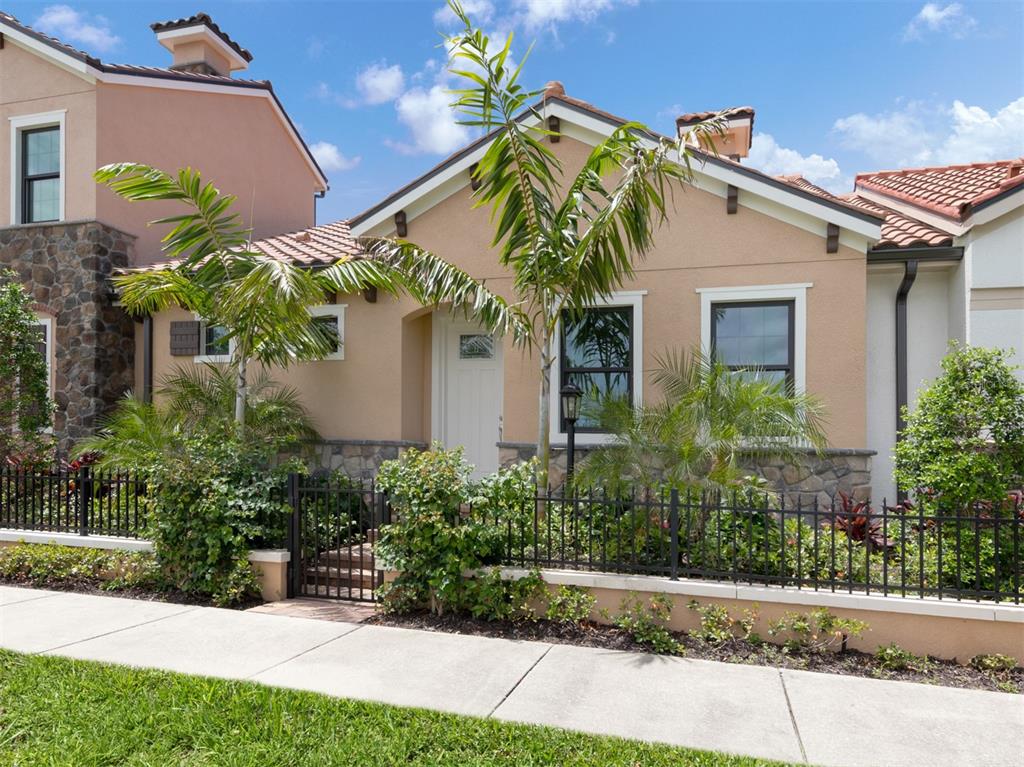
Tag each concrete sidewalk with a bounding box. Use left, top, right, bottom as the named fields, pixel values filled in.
left=1, top=586, right=1020, bottom=767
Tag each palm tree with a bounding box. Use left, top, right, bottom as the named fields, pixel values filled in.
left=95, top=163, right=528, bottom=433
left=577, top=348, right=828, bottom=495
left=368, top=2, right=728, bottom=486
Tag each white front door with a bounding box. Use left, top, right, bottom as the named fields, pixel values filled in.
left=434, top=316, right=503, bottom=478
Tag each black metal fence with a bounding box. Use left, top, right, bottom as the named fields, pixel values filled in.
left=0, top=466, right=146, bottom=538
left=474, top=488, right=1024, bottom=604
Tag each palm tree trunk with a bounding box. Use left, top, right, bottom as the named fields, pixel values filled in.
left=234, top=354, right=247, bottom=434
left=537, top=345, right=552, bottom=490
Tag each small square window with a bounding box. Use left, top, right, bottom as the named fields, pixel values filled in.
left=204, top=324, right=230, bottom=357
left=459, top=334, right=494, bottom=359
left=307, top=304, right=346, bottom=361
left=711, top=300, right=794, bottom=388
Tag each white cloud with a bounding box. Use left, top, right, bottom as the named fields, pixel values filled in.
left=512, top=0, right=635, bottom=32
left=33, top=4, right=120, bottom=53
left=746, top=133, right=843, bottom=188
left=356, top=62, right=406, bottom=105
left=903, top=3, right=977, bottom=41
left=387, top=85, right=471, bottom=155
left=309, top=141, right=361, bottom=172
left=306, top=37, right=326, bottom=60
left=833, top=97, right=1024, bottom=167
left=434, top=0, right=495, bottom=27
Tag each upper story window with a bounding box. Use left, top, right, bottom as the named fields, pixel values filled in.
left=711, top=300, right=794, bottom=388
left=10, top=111, right=65, bottom=226
left=308, top=304, right=346, bottom=361
left=22, top=128, right=60, bottom=224
left=560, top=305, right=634, bottom=432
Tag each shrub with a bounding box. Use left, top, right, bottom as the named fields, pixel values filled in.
left=606, top=593, right=683, bottom=655
left=0, top=271, right=55, bottom=466
left=546, top=585, right=596, bottom=625
left=767, top=608, right=868, bottom=654
left=895, top=344, right=1024, bottom=514
left=874, top=643, right=929, bottom=672
left=0, top=543, right=159, bottom=592
left=970, top=653, right=1018, bottom=673
left=144, top=435, right=282, bottom=606
left=463, top=567, right=545, bottom=622
left=471, top=458, right=538, bottom=527
left=686, top=600, right=760, bottom=644
left=375, top=444, right=504, bottom=615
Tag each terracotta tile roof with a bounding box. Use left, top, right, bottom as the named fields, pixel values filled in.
left=856, top=160, right=1024, bottom=221
left=775, top=175, right=952, bottom=250
left=129, top=220, right=365, bottom=273
left=677, top=107, right=755, bottom=127
left=251, top=221, right=363, bottom=266
left=150, top=13, right=253, bottom=63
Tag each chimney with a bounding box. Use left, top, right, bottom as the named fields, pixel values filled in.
left=544, top=80, right=566, bottom=98
left=150, top=13, right=252, bottom=77
left=676, top=107, right=755, bottom=161
left=1008, top=159, right=1023, bottom=180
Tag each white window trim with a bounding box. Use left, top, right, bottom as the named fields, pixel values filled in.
left=697, top=283, right=811, bottom=394
left=9, top=110, right=66, bottom=225
left=307, top=303, right=346, bottom=361
left=193, top=315, right=233, bottom=364
left=548, top=290, right=646, bottom=446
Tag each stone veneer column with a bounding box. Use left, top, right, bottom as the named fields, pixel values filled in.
left=0, top=221, right=137, bottom=454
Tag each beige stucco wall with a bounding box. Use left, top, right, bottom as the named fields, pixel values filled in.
left=95, top=83, right=317, bottom=264
left=1, top=39, right=318, bottom=262
left=0, top=42, right=99, bottom=223
left=144, top=135, right=868, bottom=450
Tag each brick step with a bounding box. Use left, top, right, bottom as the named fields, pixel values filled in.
left=302, top=583, right=378, bottom=599
left=304, top=566, right=377, bottom=589
left=319, top=545, right=374, bottom=568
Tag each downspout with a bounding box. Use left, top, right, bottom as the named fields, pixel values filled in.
left=142, top=315, right=153, bottom=405
left=894, top=259, right=918, bottom=500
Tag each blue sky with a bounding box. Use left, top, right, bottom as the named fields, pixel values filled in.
left=9, top=0, right=1024, bottom=224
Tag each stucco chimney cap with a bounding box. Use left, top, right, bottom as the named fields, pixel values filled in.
left=544, top=81, right=566, bottom=98
left=151, top=12, right=253, bottom=75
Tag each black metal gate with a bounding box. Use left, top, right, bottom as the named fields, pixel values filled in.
left=287, top=474, right=387, bottom=602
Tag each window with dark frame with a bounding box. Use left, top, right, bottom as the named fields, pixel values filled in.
left=203, top=323, right=230, bottom=358
left=559, top=306, right=633, bottom=432
left=313, top=314, right=341, bottom=355
left=21, top=126, right=60, bottom=224
left=710, top=300, right=794, bottom=389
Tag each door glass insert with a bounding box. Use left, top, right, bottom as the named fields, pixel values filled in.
left=459, top=334, right=494, bottom=359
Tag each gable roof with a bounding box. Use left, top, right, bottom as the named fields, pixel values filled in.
left=855, top=160, right=1024, bottom=222
left=775, top=175, right=952, bottom=251
left=0, top=10, right=327, bottom=191
left=348, top=91, right=883, bottom=237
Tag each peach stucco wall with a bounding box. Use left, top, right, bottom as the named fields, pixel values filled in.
left=2, top=40, right=319, bottom=262
left=143, top=135, right=869, bottom=450
left=95, top=83, right=317, bottom=264
left=0, top=42, right=98, bottom=222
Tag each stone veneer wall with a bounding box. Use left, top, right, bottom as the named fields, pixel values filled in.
left=304, top=440, right=429, bottom=478
left=0, top=221, right=136, bottom=454
left=498, top=442, right=875, bottom=507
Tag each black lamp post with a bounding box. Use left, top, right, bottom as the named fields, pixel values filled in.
left=560, top=381, right=583, bottom=490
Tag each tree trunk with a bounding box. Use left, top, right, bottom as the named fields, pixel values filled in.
left=234, top=354, right=247, bottom=434
left=536, top=335, right=553, bottom=490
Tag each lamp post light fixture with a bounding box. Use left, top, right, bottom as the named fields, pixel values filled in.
left=560, top=381, right=583, bottom=491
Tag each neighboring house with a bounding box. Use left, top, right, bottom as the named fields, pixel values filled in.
left=778, top=163, right=1024, bottom=501
left=0, top=11, right=327, bottom=449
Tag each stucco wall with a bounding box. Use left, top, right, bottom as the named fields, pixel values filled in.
left=95, top=83, right=317, bottom=264
left=0, top=42, right=98, bottom=224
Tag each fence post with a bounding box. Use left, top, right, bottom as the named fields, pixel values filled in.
left=669, top=488, right=680, bottom=580
left=286, top=472, right=300, bottom=598
left=78, top=466, right=91, bottom=536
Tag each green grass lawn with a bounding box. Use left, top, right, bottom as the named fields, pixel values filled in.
left=0, top=649, right=795, bottom=766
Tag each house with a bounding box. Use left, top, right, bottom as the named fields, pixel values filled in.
left=143, top=83, right=896, bottom=500
left=0, top=11, right=327, bottom=449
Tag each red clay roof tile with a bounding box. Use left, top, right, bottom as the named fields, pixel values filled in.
left=855, top=160, right=1024, bottom=221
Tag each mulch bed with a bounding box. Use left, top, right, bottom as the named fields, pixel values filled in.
left=369, top=611, right=1023, bottom=695
left=0, top=577, right=262, bottom=610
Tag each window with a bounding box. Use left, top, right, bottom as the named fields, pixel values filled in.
left=459, top=334, right=494, bottom=359
left=32, top=315, right=53, bottom=398
left=193, top=318, right=231, bottom=364
left=559, top=306, right=634, bottom=432
left=698, top=283, right=810, bottom=394
left=711, top=301, right=794, bottom=387
left=10, top=111, right=65, bottom=225
left=21, top=127, right=60, bottom=223
left=308, top=304, right=346, bottom=361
